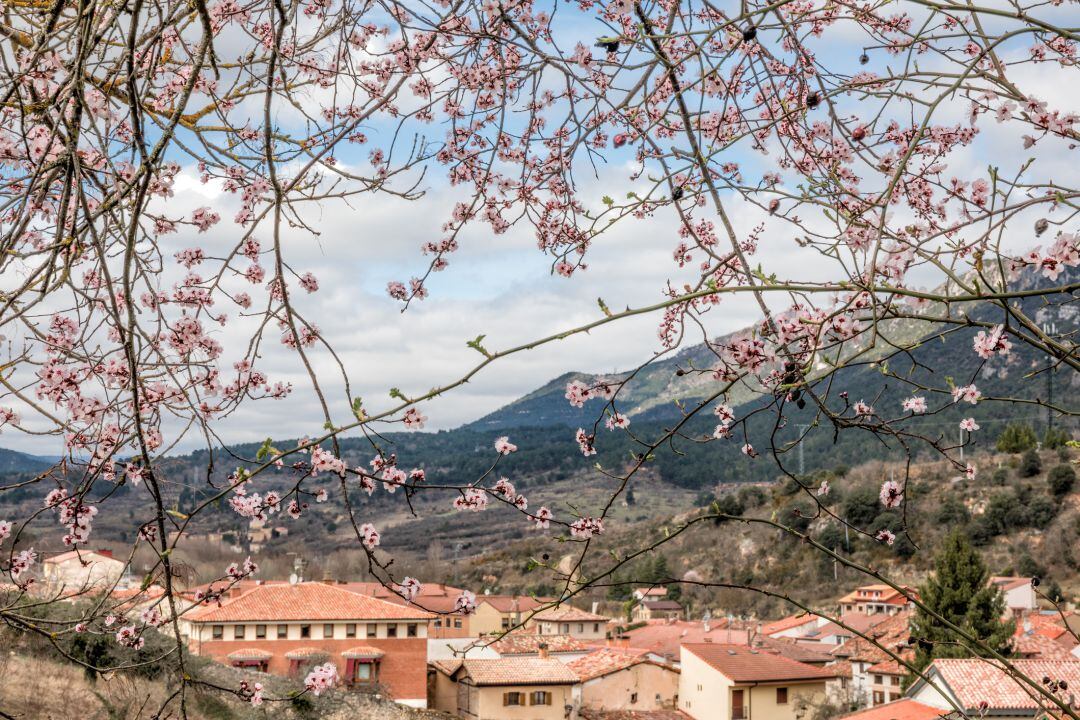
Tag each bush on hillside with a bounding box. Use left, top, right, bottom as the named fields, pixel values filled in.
left=990, top=467, right=1009, bottom=486
left=1044, top=428, right=1070, bottom=450
left=841, top=486, right=881, bottom=528
left=997, top=422, right=1038, bottom=453
left=1048, top=464, right=1076, bottom=498
left=1020, top=449, right=1042, bottom=477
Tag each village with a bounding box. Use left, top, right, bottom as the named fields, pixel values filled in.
left=28, top=548, right=1080, bottom=720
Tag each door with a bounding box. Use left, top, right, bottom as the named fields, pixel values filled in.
left=732, top=689, right=745, bottom=719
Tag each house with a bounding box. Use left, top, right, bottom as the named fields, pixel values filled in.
left=429, top=656, right=578, bottom=719
left=632, top=600, right=684, bottom=623
left=991, top=577, right=1038, bottom=615
left=39, top=549, right=126, bottom=595
left=760, top=614, right=823, bottom=639
left=632, top=588, right=669, bottom=601
left=343, top=581, right=470, bottom=638
left=181, top=581, right=433, bottom=707
left=803, top=612, right=895, bottom=647
left=535, top=606, right=610, bottom=640
left=471, top=595, right=554, bottom=635
left=615, top=620, right=831, bottom=668
left=679, top=643, right=836, bottom=720
left=568, top=647, right=680, bottom=711
left=838, top=698, right=946, bottom=720
left=838, top=586, right=916, bottom=616
left=828, top=611, right=913, bottom=708
left=907, top=658, right=1080, bottom=719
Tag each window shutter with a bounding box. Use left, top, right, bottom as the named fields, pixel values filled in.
left=545, top=691, right=552, bottom=705
left=503, top=692, right=510, bottom=706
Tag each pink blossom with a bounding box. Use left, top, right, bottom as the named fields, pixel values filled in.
left=879, top=480, right=903, bottom=509
left=455, top=590, right=477, bottom=614
left=494, top=436, right=517, bottom=454
left=359, top=523, right=380, bottom=549
left=304, top=662, right=337, bottom=696
left=403, top=408, right=427, bottom=429
left=902, top=397, right=927, bottom=414
left=533, top=507, right=552, bottom=529
left=973, top=325, right=1012, bottom=359
left=959, top=418, right=980, bottom=432
left=875, top=529, right=896, bottom=545
left=399, top=576, right=422, bottom=602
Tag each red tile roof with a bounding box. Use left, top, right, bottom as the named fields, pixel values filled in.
left=760, top=613, right=818, bottom=636
left=682, top=644, right=838, bottom=683
left=839, top=699, right=944, bottom=720
left=43, top=550, right=122, bottom=565
left=567, top=647, right=674, bottom=681
left=188, top=582, right=434, bottom=622
left=341, top=645, right=384, bottom=659
left=641, top=600, right=683, bottom=611
left=1013, top=632, right=1078, bottom=660
left=580, top=710, right=690, bottom=720
left=991, top=576, right=1033, bottom=592
left=831, top=611, right=913, bottom=666
left=226, top=648, right=274, bottom=661
left=838, top=585, right=916, bottom=606
left=478, top=595, right=556, bottom=614
left=534, top=606, right=609, bottom=623
left=488, top=633, right=589, bottom=656
left=452, top=658, right=580, bottom=686
left=927, top=658, right=1080, bottom=710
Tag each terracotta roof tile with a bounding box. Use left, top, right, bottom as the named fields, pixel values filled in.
left=1013, top=632, right=1078, bottom=660
left=991, top=576, right=1033, bottom=592
left=683, top=644, right=838, bottom=683
left=454, top=658, right=579, bottom=686
left=226, top=648, right=273, bottom=660
left=831, top=611, right=913, bottom=665
left=929, top=658, right=1080, bottom=710
left=341, top=645, right=384, bottom=659
left=580, top=710, right=690, bottom=720
left=534, top=606, right=609, bottom=623
left=188, top=582, right=434, bottom=622
left=839, top=699, right=946, bottom=720
left=479, top=595, right=555, bottom=613
left=760, top=614, right=819, bottom=636
left=489, top=633, right=589, bottom=655
left=567, top=647, right=672, bottom=681
left=642, top=600, right=683, bottom=611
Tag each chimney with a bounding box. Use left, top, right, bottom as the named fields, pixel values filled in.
left=538, top=642, right=550, bottom=660
left=97, top=549, right=114, bottom=558
left=322, top=568, right=334, bottom=584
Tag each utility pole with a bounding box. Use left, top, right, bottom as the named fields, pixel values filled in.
left=796, top=424, right=809, bottom=476
left=1043, top=320, right=1057, bottom=434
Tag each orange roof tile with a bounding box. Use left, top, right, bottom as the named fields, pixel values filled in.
left=227, top=648, right=273, bottom=661
left=926, top=658, right=1080, bottom=710
left=760, top=614, right=818, bottom=636
left=453, top=658, right=580, bottom=686
left=489, top=633, right=589, bottom=655
left=187, top=582, right=434, bottom=622
left=839, top=699, right=945, bottom=720
left=682, top=644, right=838, bottom=683
left=838, top=585, right=916, bottom=606
left=567, top=647, right=673, bottom=681
left=534, top=606, right=609, bottom=623
left=341, top=645, right=384, bottom=659
left=991, top=576, right=1033, bottom=592
left=1012, top=632, right=1077, bottom=661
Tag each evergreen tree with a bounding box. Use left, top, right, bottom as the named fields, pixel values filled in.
left=911, top=530, right=1015, bottom=672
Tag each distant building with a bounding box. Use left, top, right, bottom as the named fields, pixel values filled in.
left=837, top=585, right=917, bottom=616
left=40, top=549, right=125, bottom=595
left=343, top=581, right=471, bottom=638
left=632, top=587, right=669, bottom=601
left=488, top=633, right=592, bottom=662
left=838, top=698, right=945, bottom=720
left=828, top=611, right=913, bottom=708
left=990, top=577, right=1038, bottom=616
left=535, top=606, right=610, bottom=640
left=907, top=658, right=1080, bottom=719
left=181, top=581, right=432, bottom=707
left=472, top=595, right=554, bottom=635
left=568, top=647, right=680, bottom=712
left=760, top=614, right=822, bottom=638
left=632, top=600, right=683, bottom=623
left=679, top=643, right=836, bottom=720
left=429, top=656, right=578, bottom=719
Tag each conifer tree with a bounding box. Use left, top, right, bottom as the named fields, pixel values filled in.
left=910, top=530, right=1015, bottom=672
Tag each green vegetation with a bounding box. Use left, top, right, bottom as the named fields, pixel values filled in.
left=1048, top=464, right=1076, bottom=498
left=910, top=530, right=1015, bottom=672
left=997, top=422, right=1038, bottom=453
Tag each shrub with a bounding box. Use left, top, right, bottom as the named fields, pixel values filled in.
left=842, top=486, right=881, bottom=528
left=991, top=467, right=1009, bottom=486
left=935, top=496, right=970, bottom=525
left=1027, top=495, right=1058, bottom=529
left=1044, top=428, right=1070, bottom=450
left=1020, top=449, right=1042, bottom=478
left=997, top=422, right=1038, bottom=453
left=1048, top=464, right=1076, bottom=498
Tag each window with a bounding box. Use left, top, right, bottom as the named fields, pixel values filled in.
left=890, top=676, right=900, bottom=686
left=530, top=691, right=552, bottom=706
left=560, top=623, right=569, bottom=634
left=277, top=624, right=288, bottom=639
left=503, top=692, right=523, bottom=706
left=630, top=692, right=638, bottom=704
left=732, top=689, right=745, bottom=719
left=300, top=624, right=311, bottom=639
left=577, top=623, right=584, bottom=633
left=324, top=624, right=335, bottom=638
left=776, top=688, right=788, bottom=705
left=407, top=623, right=418, bottom=638
left=367, top=623, right=378, bottom=638
left=593, top=623, right=600, bottom=633
left=873, top=691, right=885, bottom=706
left=453, top=618, right=462, bottom=629
left=255, top=625, right=266, bottom=639
left=346, top=623, right=356, bottom=638
left=212, top=625, right=223, bottom=640
left=387, top=624, right=398, bottom=638
left=874, top=674, right=883, bottom=684
left=434, top=619, right=442, bottom=628
left=890, top=694, right=901, bottom=702
left=234, top=625, right=245, bottom=640
left=501, top=617, right=511, bottom=629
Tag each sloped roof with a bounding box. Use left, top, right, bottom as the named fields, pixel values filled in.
left=43, top=550, right=123, bottom=566
left=682, top=644, right=838, bottom=683
left=839, top=699, right=945, bottom=720
left=453, top=658, right=579, bottom=686
left=642, top=600, right=683, bottom=611
left=831, top=611, right=913, bottom=665
left=534, top=606, right=609, bottom=623
left=226, top=648, right=273, bottom=661
left=567, top=647, right=674, bottom=681
left=188, top=582, right=433, bottom=622
left=929, top=658, right=1080, bottom=710
left=1013, top=631, right=1077, bottom=660
left=991, top=576, right=1033, bottom=592
left=489, top=632, right=589, bottom=655
left=838, top=585, right=916, bottom=606
left=341, top=645, right=384, bottom=659
left=478, top=595, right=554, bottom=614
left=761, top=613, right=819, bottom=636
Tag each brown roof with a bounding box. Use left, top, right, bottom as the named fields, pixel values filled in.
left=489, top=633, right=590, bottom=656
left=830, top=611, right=913, bottom=665
left=1011, top=632, right=1077, bottom=660
left=837, top=584, right=916, bottom=606
left=839, top=699, right=945, bottom=720
left=534, top=606, right=609, bottom=623
left=991, top=576, right=1033, bottom=592
left=682, top=644, right=838, bottom=683
left=431, top=658, right=463, bottom=676
left=642, top=600, right=683, bottom=611
left=453, top=658, right=579, bottom=686
left=478, top=595, right=554, bottom=614
left=924, top=658, right=1080, bottom=710
left=188, top=582, right=434, bottom=622
left=341, top=581, right=468, bottom=614
left=43, top=550, right=122, bottom=565
left=567, top=647, right=675, bottom=681
left=760, top=614, right=819, bottom=636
